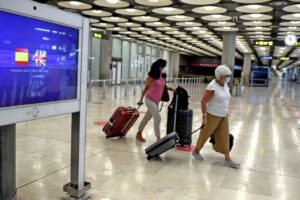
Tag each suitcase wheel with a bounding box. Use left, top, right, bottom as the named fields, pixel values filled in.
left=147, top=155, right=160, bottom=160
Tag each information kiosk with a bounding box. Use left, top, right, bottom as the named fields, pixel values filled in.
left=0, top=0, right=90, bottom=199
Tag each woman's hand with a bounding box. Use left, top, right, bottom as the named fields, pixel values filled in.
left=137, top=100, right=144, bottom=106
left=202, top=114, right=207, bottom=127
left=170, top=87, right=175, bottom=92
left=167, top=86, right=175, bottom=91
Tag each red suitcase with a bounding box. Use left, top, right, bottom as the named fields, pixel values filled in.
left=103, top=107, right=139, bottom=138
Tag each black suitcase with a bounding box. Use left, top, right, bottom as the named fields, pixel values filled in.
left=145, top=92, right=181, bottom=160
left=145, top=132, right=178, bottom=160
left=167, top=108, right=193, bottom=146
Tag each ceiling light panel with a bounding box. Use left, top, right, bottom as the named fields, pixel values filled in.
left=180, top=0, right=220, bottom=5
left=132, top=16, right=160, bottom=22
left=89, top=18, right=100, bottom=23
left=152, top=7, right=185, bottom=15
left=279, top=27, right=300, bottom=32
left=202, top=14, right=232, bottom=21
left=246, top=27, right=271, bottom=31
left=165, top=15, right=195, bottom=22
left=92, top=22, right=114, bottom=28
left=176, top=22, right=202, bottom=27
left=192, top=6, right=227, bottom=14
left=280, top=21, right=300, bottom=27
left=94, top=0, right=129, bottom=8
left=131, top=27, right=151, bottom=31
left=118, top=22, right=141, bottom=27
left=58, top=1, right=92, bottom=9
left=156, top=27, right=179, bottom=31
left=215, top=27, right=239, bottom=31
left=107, top=27, right=127, bottom=31
left=82, top=10, right=112, bottom=17
left=115, top=8, right=146, bottom=16
left=101, top=16, right=128, bottom=23
left=243, top=21, right=272, bottom=26
left=145, top=22, right=170, bottom=27
left=208, top=21, right=236, bottom=27
left=232, top=0, right=271, bottom=3
left=283, top=4, right=300, bottom=13
left=282, top=14, right=300, bottom=21
left=236, top=5, right=273, bottom=13
left=240, top=14, right=272, bottom=20
left=135, top=0, right=173, bottom=7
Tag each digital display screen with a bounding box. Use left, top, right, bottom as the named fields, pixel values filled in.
left=0, top=10, right=79, bottom=108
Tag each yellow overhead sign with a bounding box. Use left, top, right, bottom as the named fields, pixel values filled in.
left=279, top=57, right=290, bottom=61
left=254, top=40, right=274, bottom=46
left=93, top=32, right=102, bottom=39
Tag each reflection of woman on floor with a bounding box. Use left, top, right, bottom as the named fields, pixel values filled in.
left=136, top=59, right=173, bottom=142
left=192, top=65, right=240, bottom=169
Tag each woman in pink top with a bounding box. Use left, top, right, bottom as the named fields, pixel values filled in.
left=137, top=59, right=174, bottom=142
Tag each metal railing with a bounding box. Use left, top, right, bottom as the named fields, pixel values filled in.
left=88, top=77, right=205, bottom=101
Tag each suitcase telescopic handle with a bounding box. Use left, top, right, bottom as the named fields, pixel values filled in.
left=173, top=93, right=179, bottom=132
left=186, top=125, right=205, bottom=137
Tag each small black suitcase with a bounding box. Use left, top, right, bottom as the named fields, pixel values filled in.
left=145, top=132, right=178, bottom=160
left=145, top=92, right=181, bottom=160
left=145, top=91, right=200, bottom=160
left=167, top=108, right=193, bottom=146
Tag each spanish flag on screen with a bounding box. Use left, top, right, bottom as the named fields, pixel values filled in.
left=15, top=48, right=29, bottom=66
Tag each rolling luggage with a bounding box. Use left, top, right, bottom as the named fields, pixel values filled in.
left=167, top=108, right=193, bottom=146
left=167, top=86, right=193, bottom=146
left=145, top=132, right=179, bottom=160
left=145, top=92, right=180, bottom=160
left=145, top=90, right=201, bottom=160
left=103, top=106, right=139, bottom=138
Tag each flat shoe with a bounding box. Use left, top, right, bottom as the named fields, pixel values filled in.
left=136, top=135, right=146, bottom=142
left=192, top=151, right=204, bottom=161
left=224, top=161, right=240, bottom=169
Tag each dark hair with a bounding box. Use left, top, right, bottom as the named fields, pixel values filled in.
left=148, top=59, right=167, bottom=80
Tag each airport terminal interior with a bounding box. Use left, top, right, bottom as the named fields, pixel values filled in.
left=1, top=0, right=300, bottom=200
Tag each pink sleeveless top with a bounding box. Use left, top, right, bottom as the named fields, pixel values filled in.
left=145, top=77, right=165, bottom=103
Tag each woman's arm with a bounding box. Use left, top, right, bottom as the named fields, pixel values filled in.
left=138, top=77, right=153, bottom=104
left=201, top=90, right=214, bottom=126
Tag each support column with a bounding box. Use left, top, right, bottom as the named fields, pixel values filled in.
left=242, top=53, right=252, bottom=86
left=221, top=32, right=236, bottom=88
left=0, top=124, right=17, bottom=200
left=63, top=18, right=91, bottom=200
left=99, top=32, right=112, bottom=80
left=170, top=51, right=180, bottom=78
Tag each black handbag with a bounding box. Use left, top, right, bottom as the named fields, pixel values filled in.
left=161, top=85, right=170, bottom=102
left=159, top=81, right=170, bottom=112
left=209, top=134, right=234, bottom=151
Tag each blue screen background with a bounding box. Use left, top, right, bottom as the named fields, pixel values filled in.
left=0, top=11, right=79, bottom=108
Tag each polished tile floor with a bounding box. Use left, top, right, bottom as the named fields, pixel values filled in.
left=15, top=80, right=300, bottom=200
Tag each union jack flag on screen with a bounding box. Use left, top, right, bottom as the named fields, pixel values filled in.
left=34, top=50, right=46, bottom=67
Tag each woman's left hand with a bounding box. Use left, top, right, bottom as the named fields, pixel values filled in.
left=168, top=87, right=175, bottom=91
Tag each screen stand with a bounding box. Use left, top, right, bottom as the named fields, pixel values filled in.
left=63, top=112, right=91, bottom=200
left=0, top=124, right=17, bottom=200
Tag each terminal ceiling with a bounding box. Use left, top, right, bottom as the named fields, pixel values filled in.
left=38, top=0, right=300, bottom=69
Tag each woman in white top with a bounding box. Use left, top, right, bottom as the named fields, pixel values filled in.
left=192, top=65, right=240, bottom=169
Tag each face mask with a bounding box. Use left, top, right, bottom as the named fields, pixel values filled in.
left=161, top=67, right=168, bottom=74
left=226, top=77, right=231, bottom=84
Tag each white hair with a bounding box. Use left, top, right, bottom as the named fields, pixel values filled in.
left=215, top=64, right=232, bottom=79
